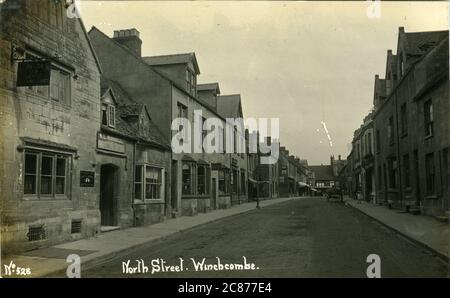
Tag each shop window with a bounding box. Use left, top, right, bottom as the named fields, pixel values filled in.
left=182, top=162, right=196, bottom=195
left=218, top=169, right=230, bottom=195
left=134, top=165, right=163, bottom=200
left=197, top=165, right=210, bottom=195
left=23, top=151, right=70, bottom=199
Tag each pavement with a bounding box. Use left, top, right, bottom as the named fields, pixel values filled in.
left=1, top=196, right=298, bottom=278
left=345, top=198, right=450, bottom=262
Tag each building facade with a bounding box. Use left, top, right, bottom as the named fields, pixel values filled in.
left=348, top=27, right=449, bottom=218
left=0, top=0, right=102, bottom=253
left=88, top=27, right=251, bottom=218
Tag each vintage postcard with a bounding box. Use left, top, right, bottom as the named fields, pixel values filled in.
left=0, top=0, right=448, bottom=285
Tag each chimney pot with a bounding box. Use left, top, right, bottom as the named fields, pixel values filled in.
left=113, top=28, right=142, bottom=57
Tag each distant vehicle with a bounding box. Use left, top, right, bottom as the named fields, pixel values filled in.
left=325, top=186, right=343, bottom=202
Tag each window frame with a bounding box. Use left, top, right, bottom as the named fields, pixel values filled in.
left=218, top=168, right=230, bottom=195
left=23, top=150, right=70, bottom=200
left=134, top=164, right=164, bottom=201
left=424, top=99, right=434, bottom=138
left=182, top=161, right=197, bottom=196
left=197, top=164, right=210, bottom=196
left=21, top=52, right=72, bottom=106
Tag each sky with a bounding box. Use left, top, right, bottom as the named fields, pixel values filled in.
left=80, top=1, right=449, bottom=165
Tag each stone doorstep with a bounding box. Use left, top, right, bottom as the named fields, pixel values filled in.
left=100, top=226, right=121, bottom=233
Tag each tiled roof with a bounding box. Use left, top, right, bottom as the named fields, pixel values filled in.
left=101, top=76, right=170, bottom=149
left=404, top=30, right=448, bottom=56
left=143, top=52, right=200, bottom=74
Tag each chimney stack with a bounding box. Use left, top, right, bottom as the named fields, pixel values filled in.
left=113, top=29, right=142, bottom=57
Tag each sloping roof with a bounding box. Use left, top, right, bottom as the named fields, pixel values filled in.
left=216, top=94, right=242, bottom=118
left=309, top=165, right=335, bottom=181
left=404, top=30, right=448, bottom=56
left=142, top=52, right=200, bottom=74
left=197, top=82, right=220, bottom=94
left=89, top=27, right=228, bottom=123
left=101, top=76, right=170, bottom=149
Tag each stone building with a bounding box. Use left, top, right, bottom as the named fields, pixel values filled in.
left=350, top=112, right=375, bottom=202
left=0, top=0, right=102, bottom=253
left=278, top=147, right=298, bottom=197
left=255, top=137, right=279, bottom=199
left=88, top=27, right=246, bottom=217
left=217, top=94, right=249, bottom=206
left=98, top=77, right=171, bottom=228
left=246, top=130, right=260, bottom=201
left=372, top=27, right=449, bottom=217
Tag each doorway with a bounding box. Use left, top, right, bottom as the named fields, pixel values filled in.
left=100, top=164, right=118, bottom=227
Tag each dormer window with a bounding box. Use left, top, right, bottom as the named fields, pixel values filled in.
left=101, top=103, right=115, bottom=128
left=186, top=69, right=196, bottom=96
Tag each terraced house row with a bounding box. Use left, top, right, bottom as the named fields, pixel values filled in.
left=0, top=1, right=311, bottom=254
left=344, top=27, right=449, bottom=220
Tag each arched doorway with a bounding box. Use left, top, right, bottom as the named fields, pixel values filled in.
left=100, top=164, right=119, bottom=227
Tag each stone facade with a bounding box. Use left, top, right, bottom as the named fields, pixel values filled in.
left=351, top=27, right=449, bottom=218
left=0, top=0, right=102, bottom=253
